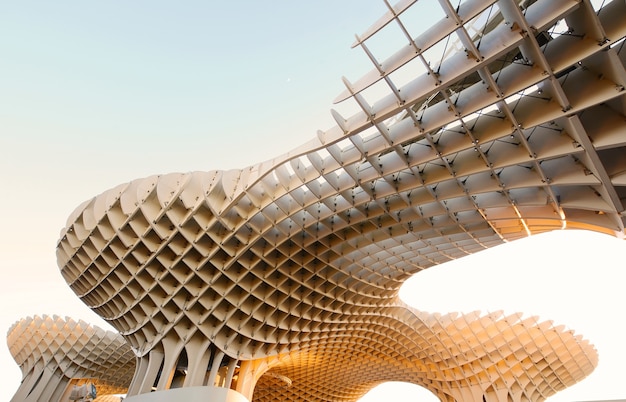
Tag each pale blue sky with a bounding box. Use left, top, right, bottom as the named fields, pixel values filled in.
left=0, top=2, right=624, bottom=401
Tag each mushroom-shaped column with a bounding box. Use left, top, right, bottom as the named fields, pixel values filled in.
left=7, top=315, right=135, bottom=402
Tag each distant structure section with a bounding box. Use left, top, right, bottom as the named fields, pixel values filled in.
left=251, top=311, right=597, bottom=402
left=7, top=315, right=135, bottom=402
left=56, top=0, right=625, bottom=401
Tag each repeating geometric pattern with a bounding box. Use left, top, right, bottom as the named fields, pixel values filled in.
left=7, top=315, right=135, bottom=402
left=251, top=311, right=597, bottom=402
left=56, top=0, right=624, bottom=401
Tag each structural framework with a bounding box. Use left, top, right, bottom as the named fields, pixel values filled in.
left=7, top=315, right=135, bottom=402
left=56, top=0, right=625, bottom=401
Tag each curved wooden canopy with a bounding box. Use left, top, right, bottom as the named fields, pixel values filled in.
left=56, top=0, right=624, bottom=401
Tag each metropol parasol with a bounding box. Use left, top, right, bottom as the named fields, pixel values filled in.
left=12, top=0, right=626, bottom=401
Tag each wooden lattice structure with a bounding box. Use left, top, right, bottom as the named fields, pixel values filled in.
left=56, top=0, right=624, bottom=401
left=7, top=315, right=135, bottom=402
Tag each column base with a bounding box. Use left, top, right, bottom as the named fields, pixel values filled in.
left=123, top=386, right=249, bottom=402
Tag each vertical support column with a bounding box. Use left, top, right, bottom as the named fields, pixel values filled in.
left=235, top=360, right=267, bottom=401
left=127, top=355, right=150, bottom=396
left=207, top=351, right=225, bottom=387
left=10, top=368, right=37, bottom=402
left=37, top=367, right=67, bottom=402
left=224, top=359, right=238, bottom=388
left=24, top=367, right=55, bottom=401
left=137, top=349, right=165, bottom=395
left=49, top=379, right=72, bottom=402
left=156, top=336, right=185, bottom=391
left=183, top=337, right=212, bottom=387
left=57, top=378, right=79, bottom=402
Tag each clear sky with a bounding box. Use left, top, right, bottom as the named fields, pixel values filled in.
left=0, top=1, right=624, bottom=401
